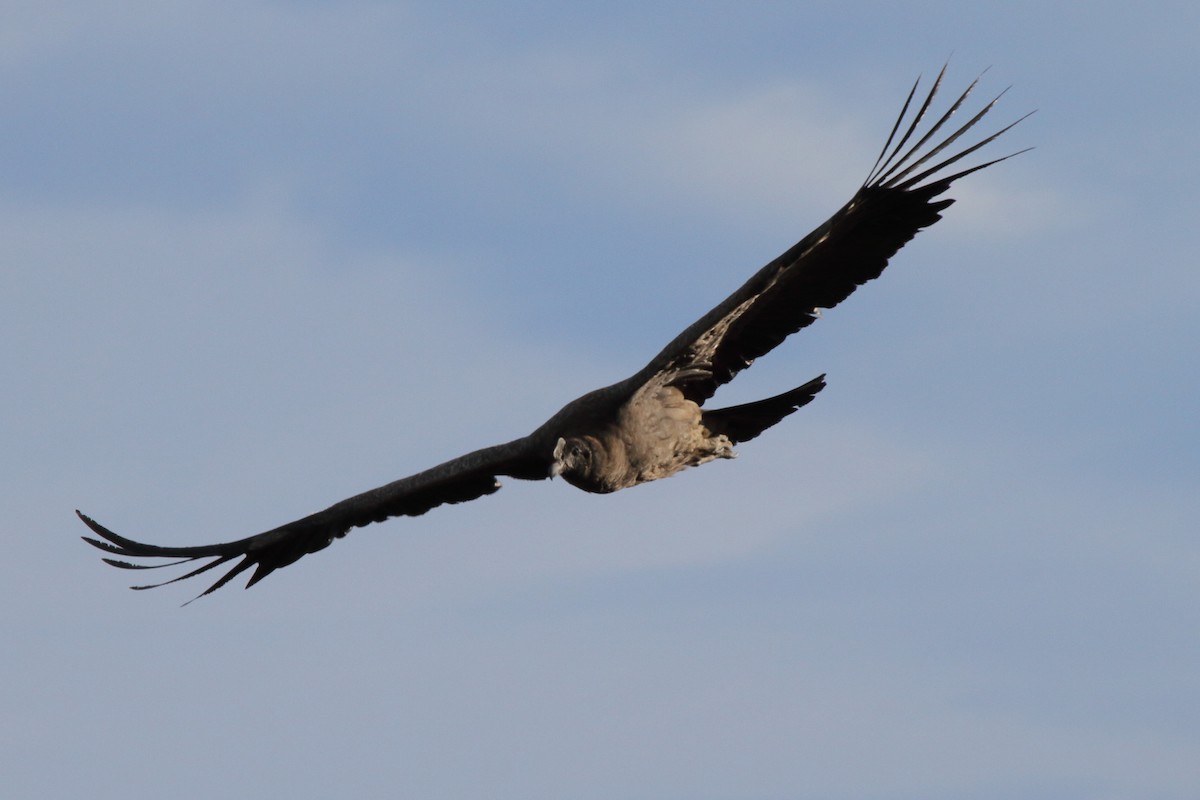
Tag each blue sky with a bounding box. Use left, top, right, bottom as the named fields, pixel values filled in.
left=4, top=2, right=1198, bottom=798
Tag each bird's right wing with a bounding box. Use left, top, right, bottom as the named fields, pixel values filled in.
left=80, top=438, right=548, bottom=601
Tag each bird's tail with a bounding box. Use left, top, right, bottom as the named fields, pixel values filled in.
left=702, top=374, right=826, bottom=445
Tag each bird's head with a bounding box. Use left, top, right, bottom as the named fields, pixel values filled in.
left=551, top=436, right=588, bottom=476
left=550, top=436, right=611, bottom=493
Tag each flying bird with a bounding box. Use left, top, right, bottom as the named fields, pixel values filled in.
left=80, top=66, right=1030, bottom=601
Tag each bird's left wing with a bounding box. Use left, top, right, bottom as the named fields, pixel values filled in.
left=633, top=66, right=1031, bottom=404
left=80, top=438, right=548, bottom=601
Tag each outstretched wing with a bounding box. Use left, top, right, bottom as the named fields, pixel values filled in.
left=80, top=438, right=548, bottom=601
left=635, top=65, right=1032, bottom=404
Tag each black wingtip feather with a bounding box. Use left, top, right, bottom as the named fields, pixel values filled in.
left=867, top=68, right=1031, bottom=195
left=78, top=508, right=264, bottom=601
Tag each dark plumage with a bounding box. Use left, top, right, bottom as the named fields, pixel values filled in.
left=80, top=66, right=1030, bottom=601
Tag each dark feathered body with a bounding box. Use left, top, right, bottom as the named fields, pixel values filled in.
left=80, top=66, right=1030, bottom=600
